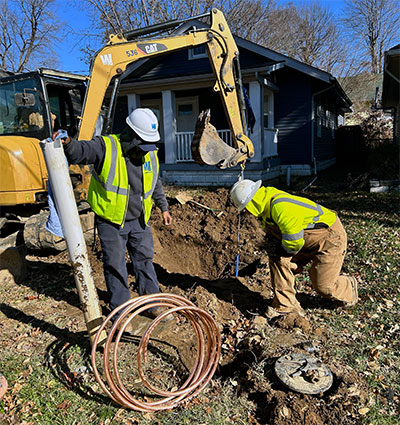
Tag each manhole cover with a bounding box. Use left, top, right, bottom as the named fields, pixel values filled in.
left=274, top=352, right=333, bottom=395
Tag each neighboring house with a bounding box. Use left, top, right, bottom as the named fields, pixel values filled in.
left=114, top=31, right=352, bottom=186
left=382, top=44, right=400, bottom=144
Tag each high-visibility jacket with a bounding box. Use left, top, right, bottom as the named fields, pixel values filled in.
left=87, top=134, right=159, bottom=226
left=246, top=186, right=337, bottom=255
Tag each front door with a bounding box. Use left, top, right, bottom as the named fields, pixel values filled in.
left=176, top=96, right=199, bottom=132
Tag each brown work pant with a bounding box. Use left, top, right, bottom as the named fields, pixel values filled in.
left=268, top=218, right=354, bottom=312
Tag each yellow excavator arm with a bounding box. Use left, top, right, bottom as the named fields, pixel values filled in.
left=77, top=8, right=254, bottom=168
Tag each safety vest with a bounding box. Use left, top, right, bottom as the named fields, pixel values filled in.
left=87, top=134, right=159, bottom=226
left=246, top=186, right=337, bottom=255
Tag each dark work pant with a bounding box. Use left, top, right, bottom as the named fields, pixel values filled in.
left=96, top=216, right=160, bottom=314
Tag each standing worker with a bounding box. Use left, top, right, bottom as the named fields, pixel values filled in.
left=230, top=180, right=358, bottom=318
left=56, top=108, right=172, bottom=319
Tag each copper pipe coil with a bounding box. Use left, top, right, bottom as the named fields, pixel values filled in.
left=91, top=293, right=221, bottom=412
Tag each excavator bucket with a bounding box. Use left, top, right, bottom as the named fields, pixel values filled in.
left=191, top=110, right=237, bottom=167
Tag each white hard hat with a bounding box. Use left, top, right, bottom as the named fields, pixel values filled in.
left=126, top=108, right=160, bottom=142
left=230, top=179, right=262, bottom=211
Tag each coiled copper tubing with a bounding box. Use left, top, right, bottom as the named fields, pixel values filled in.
left=91, top=293, right=221, bottom=412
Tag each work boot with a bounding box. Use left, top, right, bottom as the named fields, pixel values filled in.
left=265, top=306, right=305, bottom=319
left=335, top=277, right=359, bottom=308
left=344, top=277, right=359, bottom=307
left=142, top=307, right=174, bottom=323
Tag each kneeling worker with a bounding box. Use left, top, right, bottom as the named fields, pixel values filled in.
left=56, top=108, right=172, bottom=320
left=230, top=180, right=358, bottom=318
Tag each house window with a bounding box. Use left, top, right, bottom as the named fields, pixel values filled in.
left=188, top=45, right=207, bottom=60
left=178, top=104, right=193, bottom=116
left=263, top=92, right=273, bottom=129
left=316, top=105, right=322, bottom=137
left=176, top=96, right=199, bottom=132
left=263, top=96, right=269, bottom=129
left=328, top=110, right=336, bottom=137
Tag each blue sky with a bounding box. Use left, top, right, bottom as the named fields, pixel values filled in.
left=55, top=0, right=347, bottom=75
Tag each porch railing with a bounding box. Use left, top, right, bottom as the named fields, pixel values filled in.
left=175, top=128, right=279, bottom=162
left=176, top=129, right=232, bottom=162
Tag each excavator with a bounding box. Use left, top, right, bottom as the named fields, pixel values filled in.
left=77, top=8, right=254, bottom=167
left=0, top=8, right=254, bottom=251
left=0, top=68, right=91, bottom=250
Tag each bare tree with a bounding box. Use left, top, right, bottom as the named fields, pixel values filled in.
left=74, top=0, right=356, bottom=78
left=342, top=0, right=400, bottom=74
left=259, top=2, right=349, bottom=75
left=0, top=0, right=60, bottom=72
left=77, top=0, right=276, bottom=43
left=296, top=3, right=342, bottom=72
left=260, top=5, right=300, bottom=56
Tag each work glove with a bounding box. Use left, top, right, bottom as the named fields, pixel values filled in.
left=276, top=246, right=293, bottom=258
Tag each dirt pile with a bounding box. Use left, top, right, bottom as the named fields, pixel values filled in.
left=152, top=187, right=265, bottom=280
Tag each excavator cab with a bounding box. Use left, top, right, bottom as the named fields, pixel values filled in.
left=0, top=69, right=87, bottom=207
left=0, top=69, right=91, bottom=249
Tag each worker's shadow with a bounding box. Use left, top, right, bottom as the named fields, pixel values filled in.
left=18, top=258, right=80, bottom=308
left=154, top=261, right=269, bottom=317
left=0, top=302, right=191, bottom=406
left=0, top=302, right=109, bottom=404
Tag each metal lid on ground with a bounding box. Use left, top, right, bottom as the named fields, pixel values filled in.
left=274, top=352, right=333, bottom=395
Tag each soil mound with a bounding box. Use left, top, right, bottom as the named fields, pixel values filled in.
left=152, top=187, right=265, bottom=279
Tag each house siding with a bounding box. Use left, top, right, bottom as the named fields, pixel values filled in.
left=124, top=49, right=270, bottom=82
left=313, top=94, right=338, bottom=163
left=274, top=69, right=312, bottom=165
left=314, top=123, right=336, bottom=162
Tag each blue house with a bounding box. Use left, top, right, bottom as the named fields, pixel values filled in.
left=115, top=35, right=352, bottom=185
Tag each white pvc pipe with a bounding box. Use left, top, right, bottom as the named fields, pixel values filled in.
left=40, top=138, right=105, bottom=345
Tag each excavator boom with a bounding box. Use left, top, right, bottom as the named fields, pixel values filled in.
left=77, top=8, right=254, bottom=168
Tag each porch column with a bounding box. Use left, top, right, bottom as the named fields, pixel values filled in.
left=249, top=80, right=263, bottom=162
left=162, top=90, right=176, bottom=164
left=127, top=93, right=141, bottom=114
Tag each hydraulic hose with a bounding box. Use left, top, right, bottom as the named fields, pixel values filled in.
left=91, top=293, right=221, bottom=412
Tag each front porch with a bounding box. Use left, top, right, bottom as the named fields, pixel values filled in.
left=125, top=88, right=282, bottom=185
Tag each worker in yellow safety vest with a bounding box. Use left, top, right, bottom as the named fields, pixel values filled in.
left=56, top=108, right=172, bottom=321
left=230, top=180, right=358, bottom=318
